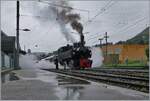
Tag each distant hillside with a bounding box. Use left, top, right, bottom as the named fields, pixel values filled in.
left=126, top=27, right=149, bottom=44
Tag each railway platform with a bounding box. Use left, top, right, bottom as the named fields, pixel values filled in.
left=1, top=68, right=149, bottom=100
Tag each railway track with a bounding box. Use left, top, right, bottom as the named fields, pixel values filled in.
left=43, top=69, right=149, bottom=93
left=84, top=69, right=149, bottom=78
left=71, top=70, right=149, bottom=81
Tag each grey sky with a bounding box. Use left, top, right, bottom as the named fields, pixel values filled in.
left=1, top=0, right=149, bottom=52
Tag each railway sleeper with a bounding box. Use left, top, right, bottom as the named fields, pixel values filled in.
left=71, top=70, right=149, bottom=82
left=45, top=69, right=149, bottom=93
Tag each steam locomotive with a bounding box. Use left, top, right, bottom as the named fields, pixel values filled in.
left=56, top=42, right=92, bottom=69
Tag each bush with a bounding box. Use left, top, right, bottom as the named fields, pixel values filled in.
left=145, top=48, right=149, bottom=61
left=128, top=60, right=140, bottom=64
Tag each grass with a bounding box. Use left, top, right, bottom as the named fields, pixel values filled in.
left=105, top=64, right=145, bottom=67
left=103, top=63, right=148, bottom=69
left=103, top=59, right=149, bottom=68
left=103, top=65, right=148, bottom=69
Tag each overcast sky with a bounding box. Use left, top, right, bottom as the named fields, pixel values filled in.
left=1, top=0, right=149, bottom=53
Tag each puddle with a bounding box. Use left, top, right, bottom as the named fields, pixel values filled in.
left=1, top=72, right=19, bottom=83
left=56, top=75, right=90, bottom=85
left=55, top=85, right=84, bottom=100
left=35, top=70, right=90, bottom=86
left=1, top=70, right=91, bottom=100
left=35, top=70, right=90, bottom=100
left=53, top=74, right=90, bottom=100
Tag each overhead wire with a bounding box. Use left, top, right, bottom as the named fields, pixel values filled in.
left=86, top=17, right=148, bottom=46
left=84, top=0, right=118, bottom=26
left=39, top=1, right=90, bottom=20
left=20, top=1, right=148, bottom=47
left=33, top=0, right=90, bottom=44
left=110, top=17, right=147, bottom=37
left=86, top=16, right=148, bottom=42
left=87, top=32, right=103, bottom=40
left=20, top=13, right=58, bottom=42
left=83, top=0, right=118, bottom=38
left=40, top=1, right=90, bottom=12
left=85, top=1, right=148, bottom=43
left=36, top=0, right=116, bottom=43
left=20, top=14, right=50, bottom=19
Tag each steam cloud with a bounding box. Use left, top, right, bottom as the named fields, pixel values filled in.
left=24, top=0, right=83, bottom=43
left=50, top=0, right=84, bottom=42
left=91, top=47, right=103, bottom=68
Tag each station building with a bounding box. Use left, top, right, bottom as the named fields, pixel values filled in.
left=101, top=44, right=149, bottom=64
left=1, top=31, right=26, bottom=72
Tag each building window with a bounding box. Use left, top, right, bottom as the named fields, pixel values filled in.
left=115, top=48, right=121, bottom=54
left=1, top=52, right=5, bottom=69
left=108, top=51, right=113, bottom=54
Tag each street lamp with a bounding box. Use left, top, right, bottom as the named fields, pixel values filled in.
left=16, top=0, right=30, bottom=70
left=19, top=29, right=31, bottom=31
left=20, top=29, right=31, bottom=52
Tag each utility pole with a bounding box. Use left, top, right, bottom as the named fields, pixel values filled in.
left=98, top=38, right=103, bottom=48
left=104, top=32, right=109, bottom=56
left=16, top=0, right=20, bottom=69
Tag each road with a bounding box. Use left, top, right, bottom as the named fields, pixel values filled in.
left=1, top=68, right=149, bottom=100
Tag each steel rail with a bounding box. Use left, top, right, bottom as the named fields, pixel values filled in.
left=70, top=70, right=149, bottom=81
left=43, top=69, right=149, bottom=93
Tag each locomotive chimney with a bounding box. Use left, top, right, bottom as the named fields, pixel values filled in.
left=80, top=33, right=85, bottom=47
left=79, top=26, right=85, bottom=47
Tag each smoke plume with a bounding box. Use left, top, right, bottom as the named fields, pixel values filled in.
left=23, top=0, right=83, bottom=43
left=50, top=0, right=84, bottom=42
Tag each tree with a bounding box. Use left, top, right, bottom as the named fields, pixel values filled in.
left=145, top=48, right=149, bottom=61
left=116, top=41, right=125, bottom=44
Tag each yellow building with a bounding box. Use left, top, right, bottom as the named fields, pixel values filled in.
left=101, top=44, right=149, bottom=64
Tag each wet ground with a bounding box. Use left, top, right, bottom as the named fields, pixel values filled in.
left=1, top=72, right=19, bottom=83
left=1, top=69, right=149, bottom=100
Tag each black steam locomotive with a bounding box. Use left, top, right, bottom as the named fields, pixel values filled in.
left=53, top=30, right=93, bottom=69
left=56, top=42, right=92, bottom=69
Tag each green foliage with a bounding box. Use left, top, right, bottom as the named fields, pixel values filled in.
left=126, top=27, right=149, bottom=44
left=145, top=48, right=149, bottom=61
left=127, top=60, right=140, bottom=64
left=104, top=59, right=147, bottom=67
